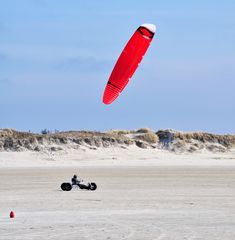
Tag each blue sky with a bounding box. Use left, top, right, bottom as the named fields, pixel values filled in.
left=0, top=0, right=235, bottom=134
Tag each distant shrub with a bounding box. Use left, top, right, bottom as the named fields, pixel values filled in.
left=136, top=128, right=153, bottom=133
left=135, top=132, right=159, bottom=144
left=41, top=129, right=50, bottom=135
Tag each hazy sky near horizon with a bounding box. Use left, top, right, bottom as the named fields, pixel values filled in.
left=0, top=0, right=235, bottom=134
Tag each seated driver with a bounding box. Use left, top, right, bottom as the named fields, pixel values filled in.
left=71, top=174, right=81, bottom=185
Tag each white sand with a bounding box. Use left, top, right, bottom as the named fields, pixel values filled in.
left=1, top=147, right=235, bottom=168
left=0, top=147, right=235, bottom=239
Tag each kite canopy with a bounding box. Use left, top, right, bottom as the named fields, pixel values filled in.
left=103, top=23, right=156, bottom=104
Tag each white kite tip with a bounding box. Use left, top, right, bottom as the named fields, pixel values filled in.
left=141, top=23, right=156, bottom=33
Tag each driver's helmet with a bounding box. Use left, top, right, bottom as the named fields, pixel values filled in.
left=73, top=174, right=77, bottom=179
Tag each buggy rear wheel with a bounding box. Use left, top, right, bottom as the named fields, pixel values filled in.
left=89, top=182, right=97, bottom=191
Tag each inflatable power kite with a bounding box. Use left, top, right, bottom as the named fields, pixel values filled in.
left=103, top=23, right=156, bottom=104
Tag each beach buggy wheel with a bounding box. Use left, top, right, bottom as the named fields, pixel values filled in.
left=61, top=182, right=72, bottom=191
left=89, top=182, right=97, bottom=191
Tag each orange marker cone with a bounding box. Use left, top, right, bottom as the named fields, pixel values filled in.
left=10, top=211, right=15, bottom=218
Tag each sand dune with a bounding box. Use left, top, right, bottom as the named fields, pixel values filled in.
left=1, top=128, right=235, bottom=153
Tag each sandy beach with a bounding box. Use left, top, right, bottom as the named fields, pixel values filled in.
left=0, top=148, right=235, bottom=240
